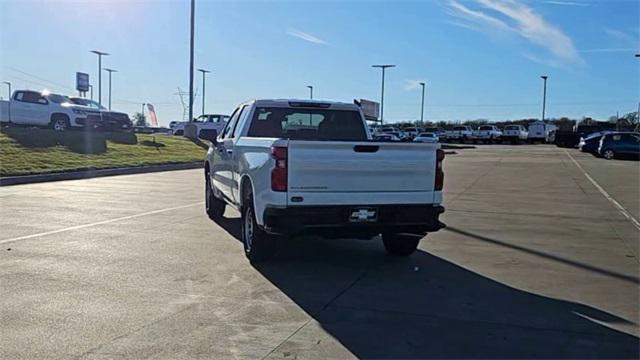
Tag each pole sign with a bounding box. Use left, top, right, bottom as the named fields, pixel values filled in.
left=355, top=99, right=380, bottom=121
left=76, top=72, right=90, bottom=92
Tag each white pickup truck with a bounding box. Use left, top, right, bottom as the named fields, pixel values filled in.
left=502, top=125, right=528, bottom=144
left=171, top=114, right=229, bottom=136
left=446, top=126, right=473, bottom=142
left=0, top=90, right=101, bottom=131
left=473, top=125, right=503, bottom=144
left=200, top=99, right=445, bottom=263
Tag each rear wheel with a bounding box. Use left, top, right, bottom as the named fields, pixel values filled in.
left=602, top=149, right=615, bottom=160
left=382, top=232, right=420, bottom=256
left=205, top=172, right=225, bottom=220
left=242, top=191, right=276, bottom=263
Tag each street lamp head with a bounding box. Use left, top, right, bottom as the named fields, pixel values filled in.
left=307, top=85, right=313, bottom=89
left=419, top=82, right=425, bottom=86
left=372, top=64, right=396, bottom=69
left=635, top=54, right=640, bottom=58
left=90, top=50, right=109, bottom=56
left=103, top=68, right=118, bottom=73
left=197, top=69, right=211, bottom=74
left=3, top=81, right=10, bottom=85
left=541, top=75, right=548, bottom=80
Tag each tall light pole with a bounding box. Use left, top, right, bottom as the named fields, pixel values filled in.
left=372, top=64, right=395, bottom=125
left=540, top=75, right=548, bottom=122
left=197, top=68, right=211, bottom=116
left=90, top=50, right=109, bottom=106
left=103, top=68, right=117, bottom=110
left=635, top=55, right=639, bottom=124
left=188, top=0, right=195, bottom=126
left=3, top=81, right=11, bottom=123
left=307, top=85, right=313, bottom=99
left=419, top=82, right=426, bottom=123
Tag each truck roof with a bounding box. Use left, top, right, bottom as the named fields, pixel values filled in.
left=252, top=99, right=360, bottom=111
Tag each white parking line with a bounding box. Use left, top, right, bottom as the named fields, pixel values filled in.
left=0, top=202, right=204, bottom=245
left=565, top=150, right=640, bottom=230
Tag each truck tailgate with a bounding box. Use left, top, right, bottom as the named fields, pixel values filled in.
left=287, top=141, right=439, bottom=205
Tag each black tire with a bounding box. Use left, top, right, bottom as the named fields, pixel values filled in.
left=205, top=172, right=225, bottom=220
left=242, top=191, right=276, bottom=263
left=382, top=232, right=420, bottom=256
left=50, top=115, right=70, bottom=132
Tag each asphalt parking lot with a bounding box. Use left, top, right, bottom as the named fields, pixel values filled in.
left=1, top=145, right=638, bottom=359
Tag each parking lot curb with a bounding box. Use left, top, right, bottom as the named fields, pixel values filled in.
left=0, top=162, right=204, bottom=186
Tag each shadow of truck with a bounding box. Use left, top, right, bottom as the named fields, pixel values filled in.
left=214, top=215, right=639, bottom=358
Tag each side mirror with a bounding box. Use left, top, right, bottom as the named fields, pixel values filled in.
left=199, top=129, right=218, bottom=145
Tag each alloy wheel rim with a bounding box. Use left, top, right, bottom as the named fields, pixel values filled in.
left=54, top=120, right=66, bottom=131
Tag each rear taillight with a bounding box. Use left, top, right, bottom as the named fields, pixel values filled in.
left=435, top=149, right=445, bottom=191
left=271, top=146, right=288, bottom=192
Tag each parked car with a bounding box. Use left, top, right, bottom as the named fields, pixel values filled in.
left=171, top=114, right=229, bottom=136
left=597, top=132, right=640, bottom=160
left=578, top=131, right=610, bottom=154
left=424, top=127, right=447, bottom=141
left=502, top=125, right=528, bottom=144
left=0, top=90, right=101, bottom=131
left=473, top=125, right=502, bottom=143
left=386, top=131, right=411, bottom=141
left=373, top=133, right=401, bottom=142
left=528, top=121, right=556, bottom=143
left=446, top=126, right=473, bottom=142
left=379, top=126, right=407, bottom=140
left=403, top=127, right=423, bottom=139
left=414, top=132, right=438, bottom=143
left=69, top=97, right=133, bottom=132
left=200, top=99, right=445, bottom=263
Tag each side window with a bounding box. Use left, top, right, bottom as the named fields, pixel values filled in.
left=222, top=107, right=241, bottom=139
left=620, top=134, right=638, bottom=143
left=14, top=91, right=24, bottom=101
left=20, top=91, right=47, bottom=104
left=232, top=106, right=249, bottom=138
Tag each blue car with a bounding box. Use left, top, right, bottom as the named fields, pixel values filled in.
left=597, top=132, right=640, bottom=160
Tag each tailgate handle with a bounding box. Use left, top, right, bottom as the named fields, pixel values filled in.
left=353, top=145, right=379, bottom=153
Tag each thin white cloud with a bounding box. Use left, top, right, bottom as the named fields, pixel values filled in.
left=287, top=28, right=327, bottom=45
left=542, top=1, right=590, bottom=6
left=579, top=48, right=636, bottom=53
left=446, top=0, right=582, bottom=64
left=603, top=27, right=638, bottom=46
left=446, top=0, right=512, bottom=32
left=404, top=79, right=425, bottom=91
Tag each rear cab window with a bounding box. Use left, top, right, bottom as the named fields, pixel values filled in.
left=247, top=107, right=367, bottom=141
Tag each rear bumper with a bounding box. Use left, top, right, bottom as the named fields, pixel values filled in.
left=262, top=204, right=445, bottom=237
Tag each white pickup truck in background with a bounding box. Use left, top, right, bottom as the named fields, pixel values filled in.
left=446, top=125, right=473, bottom=142
left=502, top=125, right=528, bottom=144
left=171, top=114, right=229, bottom=136
left=473, top=125, right=503, bottom=143
left=200, top=99, right=445, bottom=263
left=0, top=90, right=100, bottom=131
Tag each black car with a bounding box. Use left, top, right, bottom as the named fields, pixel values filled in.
left=597, top=132, right=640, bottom=160
left=69, top=97, right=133, bottom=132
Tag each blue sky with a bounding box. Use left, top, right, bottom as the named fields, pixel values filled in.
left=1, top=0, right=638, bottom=125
